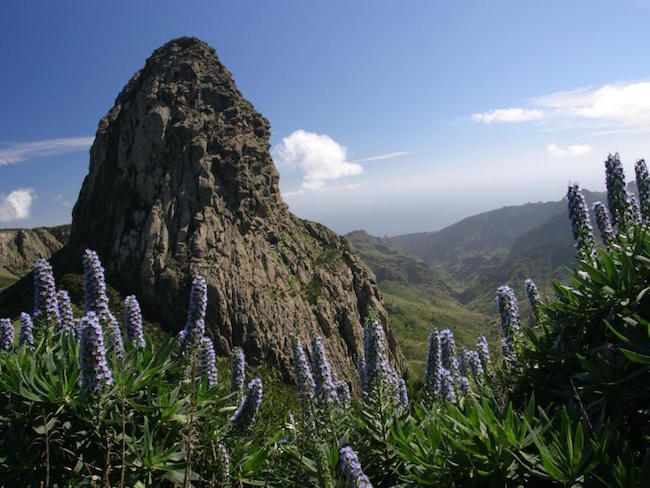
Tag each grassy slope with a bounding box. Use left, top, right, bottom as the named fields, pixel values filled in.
left=0, top=267, right=20, bottom=293
left=346, top=231, right=493, bottom=378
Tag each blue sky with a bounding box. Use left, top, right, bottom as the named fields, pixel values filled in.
left=3, top=1, right=650, bottom=235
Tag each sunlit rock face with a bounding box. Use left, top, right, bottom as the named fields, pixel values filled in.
left=69, top=37, right=404, bottom=385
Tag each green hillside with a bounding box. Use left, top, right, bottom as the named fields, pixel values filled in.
left=345, top=231, right=492, bottom=376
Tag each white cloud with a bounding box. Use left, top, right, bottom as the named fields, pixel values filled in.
left=471, top=108, right=544, bottom=123
left=0, top=188, right=36, bottom=222
left=0, top=136, right=94, bottom=165
left=272, top=130, right=362, bottom=191
left=535, top=83, right=650, bottom=125
left=547, top=143, right=593, bottom=159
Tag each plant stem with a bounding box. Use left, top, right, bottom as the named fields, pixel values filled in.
left=43, top=411, right=50, bottom=488
left=184, top=355, right=198, bottom=488
left=120, top=395, right=126, bottom=488
left=103, top=433, right=112, bottom=488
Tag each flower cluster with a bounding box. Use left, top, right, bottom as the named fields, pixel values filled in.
left=593, top=201, right=615, bottom=248
left=460, top=348, right=483, bottom=380
left=424, top=330, right=441, bottom=396
left=567, top=182, right=595, bottom=260
left=311, top=335, right=339, bottom=405
left=398, top=378, right=409, bottom=408
left=525, top=278, right=544, bottom=324
left=291, top=336, right=315, bottom=404
left=178, top=275, right=207, bottom=353
left=361, top=321, right=399, bottom=395
left=339, top=446, right=373, bottom=488
left=215, top=444, right=230, bottom=486
left=0, top=318, right=14, bottom=352
left=636, top=158, right=650, bottom=221
left=496, top=285, right=522, bottom=361
left=439, top=328, right=459, bottom=376
left=82, top=249, right=110, bottom=319
left=230, top=378, right=263, bottom=429
left=34, top=258, right=59, bottom=319
left=79, top=312, right=113, bottom=392
left=476, top=335, right=491, bottom=370
left=231, top=346, right=246, bottom=394
left=124, top=295, right=145, bottom=348
left=524, top=279, right=541, bottom=308
left=106, top=312, right=124, bottom=357
left=628, top=193, right=642, bottom=224
left=605, top=153, right=632, bottom=230
left=57, top=290, right=75, bottom=335
left=337, top=380, right=351, bottom=406
left=439, top=368, right=457, bottom=403
left=19, top=313, right=34, bottom=349
left=198, top=337, right=218, bottom=388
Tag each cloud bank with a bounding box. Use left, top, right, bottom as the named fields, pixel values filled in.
left=471, top=81, right=650, bottom=132
left=272, top=130, right=363, bottom=192
left=0, top=188, right=36, bottom=222
left=0, top=137, right=94, bottom=165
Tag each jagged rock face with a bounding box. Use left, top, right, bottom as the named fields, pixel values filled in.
left=70, top=37, right=403, bottom=385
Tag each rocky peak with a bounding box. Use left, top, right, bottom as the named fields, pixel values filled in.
left=66, top=37, right=404, bottom=385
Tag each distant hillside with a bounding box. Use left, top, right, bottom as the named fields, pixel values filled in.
left=346, top=230, right=493, bottom=374
left=389, top=200, right=565, bottom=265
left=0, top=225, right=70, bottom=291
left=387, top=190, right=610, bottom=315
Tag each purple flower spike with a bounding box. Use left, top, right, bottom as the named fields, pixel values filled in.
left=311, top=335, right=339, bottom=405
left=593, top=201, right=615, bottom=248
left=635, top=159, right=650, bottom=221
left=291, top=336, right=315, bottom=403
left=460, top=348, right=483, bottom=380
left=362, top=321, right=399, bottom=394
left=496, top=285, right=522, bottom=362
left=124, top=295, right=145, bottom=348
left=178, top=275, right=207, bottom=353
left=605, top=153, right=632, bottom=230
left=215, top=444, right=229, bottom=486
left=424, top=330, right=441, bottom=397
left=82, top=250, right=110, bottom=319
left=567, top=182, right=595, bottom=260
left=439, top=329, right=459, bottom=376
left=231, top=378, right=263, bottom=429
left=525, top=278, right=544, bottom=324
left=0, top=318, right=15, bottom=352
left=80, top=312, right=113, bottom=392
left=34, top=258, right=59, bottom=319
left=476, top=335, right=491, bottom=371
left=439, top=368, right=457, bottom=403
left=398, top=378, right=409, bottom=409
left=337, top=380, right=351, bottom=407
left=57, top=290, right=75, bottom=335
left=458, top=376, right=470, bottom=397
left=19, top=313, right=34, bottom=349
left=339, top=446, right=373, bottom=488
left=198, top=337, right=218, bottom=388
left=231, top=347, right=246, bottom=394
left=106, top=312, right=124, bottom=357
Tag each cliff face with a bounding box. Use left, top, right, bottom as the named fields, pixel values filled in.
left=0, top=226, right=70, bottom=291
left=66, top=37, right=403, bottom=384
